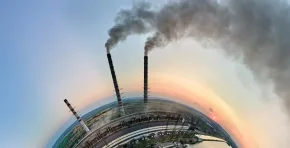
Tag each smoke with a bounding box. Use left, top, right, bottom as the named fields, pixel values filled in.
left=105, top=2, right=155, bottom=53
left=144, top=32, right=165, bottom=55
left=106, top=0, right=290, bottom=118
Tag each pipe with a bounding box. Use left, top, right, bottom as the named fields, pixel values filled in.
left=107, top=53, right=123, bottom=106
left=144, top=55, right=148, bottom=103
left=64, top=99, right=91, bottom=133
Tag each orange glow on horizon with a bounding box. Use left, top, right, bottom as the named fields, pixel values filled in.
left=146, top=73, right=256, bottom=148
left=75, top=72, right=257, bottom=148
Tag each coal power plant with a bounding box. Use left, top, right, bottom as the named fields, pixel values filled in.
left=54, top=0, right=242, bottom=145
left=54, top=48, right=239, bottom=148
left=56, top=98, right=238, bottom=148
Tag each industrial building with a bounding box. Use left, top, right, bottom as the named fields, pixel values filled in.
left=54, top=50, right=238, bottom=148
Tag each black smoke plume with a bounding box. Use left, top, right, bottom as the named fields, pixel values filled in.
left=106, top=0, right=290, bottom=117
left=105, top=2, right=155, bottom=52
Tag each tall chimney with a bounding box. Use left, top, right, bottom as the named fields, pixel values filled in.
left=64, top=99, right=91, bottom=133
left=144, top=54, right=148, bottom=103
left=107, top=53, right=123, bottom=106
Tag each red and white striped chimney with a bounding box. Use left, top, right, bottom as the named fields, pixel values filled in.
left=64, top=99, right=91, bottom=133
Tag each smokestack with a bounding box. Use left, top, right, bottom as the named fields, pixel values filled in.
left=144, top=53, right=148, bottom=103
left=64, top=99, right=91, bottom=133
left=107, top=53, right=123, bottom=106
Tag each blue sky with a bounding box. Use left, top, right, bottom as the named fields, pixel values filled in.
left=1, top=0, right=290, bottom=148
left=0, top=0, right=170, bottom=147
left=0, top=0, right=136, bottom=147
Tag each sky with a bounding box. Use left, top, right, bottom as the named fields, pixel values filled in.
left=1, top=0, right=289, bottom=148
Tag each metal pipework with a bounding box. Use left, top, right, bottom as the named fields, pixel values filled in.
left=107, top=53, right=123, bottom=106
left=144, top=55, right=148, bottom=103
left=64, top=99, right=91, bottom=133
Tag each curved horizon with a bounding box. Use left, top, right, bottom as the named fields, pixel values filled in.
left=2, top=0, right=289, bottom=148
left=50, top=96, right=238, bottom=148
